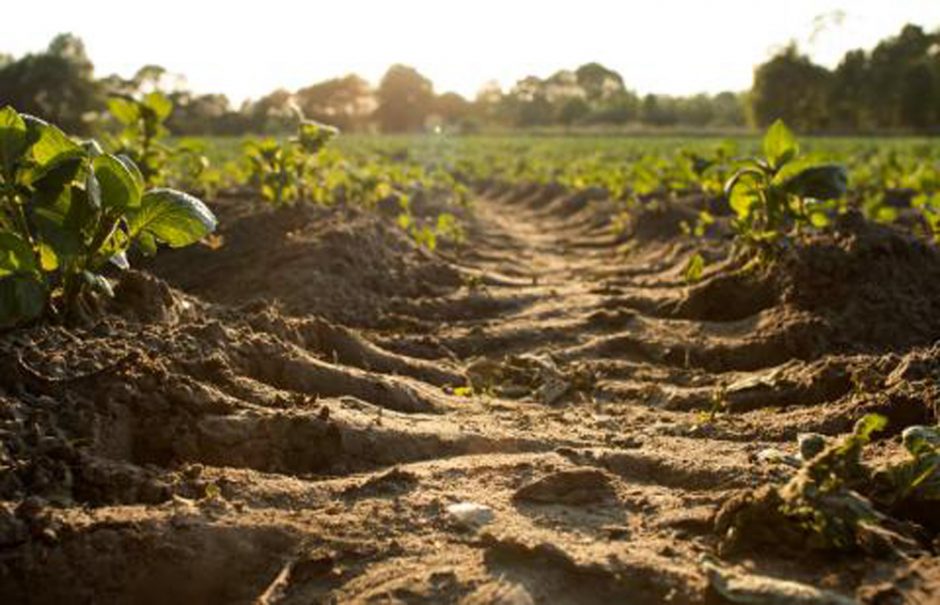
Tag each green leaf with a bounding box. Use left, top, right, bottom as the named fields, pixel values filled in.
left=0, top=274, right=46, bottom=326
left=684, top=253, right=705, bottom=284
left=107, top=97, right=140, bottom=126
left=778, top=165, right=848, bottom=200
left=32, top=185, right=94, bottom=265
left=0, top=106, right=28, bottom=177
left=115, top=154, right=145, bottom=192
left=763, top=119, right=799, bottom=169
left=85, top=170, right=102, bottom=209
left=728, top=179, right=759, bottom=219
left=129, top=188, right=217, bottom=248
left=26, top=118, right=83, bottom=170
left=809, top=211, right=830, bottom=228
left=854, top=414, right=887, bottom=442
left=0, top=231, right=39, bottom=277
left=902, top=426, right=940, bottom=457
left=29, top=155, right=84, bottom=206
left=94, top=153, right=142, bottom=210
left=135, top=231, right=158, bottom=256
left=143, top=92, right=173, bottom=122
left=35, top=239, right=59, bottom=271
left=296, top=119, right=338, bottom=154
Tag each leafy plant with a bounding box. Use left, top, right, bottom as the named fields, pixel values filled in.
left=107, top=91, right=174, bottom=185
left=723, top=414, right=940, bottom=554
left=913, top=192, right=940, bottom=243
left=0, top=106, right=216, bottom=326
left=724, top=120, right=848, bottom=249
left=777, top=414, right=887, bottom=550
left=876, top=424, right=940, bottom=512
left=683, top=252, right=706, bottom=284
left=244, top=115, right=338, bottom=206
left=172, top=139, right=221, bottom=199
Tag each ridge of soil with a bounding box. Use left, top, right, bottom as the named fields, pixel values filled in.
left=1, top=187, right=938, bottom=604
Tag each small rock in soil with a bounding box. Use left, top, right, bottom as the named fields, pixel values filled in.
left=446, top=501, right=495, bottom=529
left=512, top=468, right=617, bottom=504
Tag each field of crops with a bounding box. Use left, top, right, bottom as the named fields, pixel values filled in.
left=2, top=97, right=940, bottom=604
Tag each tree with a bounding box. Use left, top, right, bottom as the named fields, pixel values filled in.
left=296, top=74, right=374, bottom=131
left=641, top=94, right=677, bottom=126
left=243, top=88, right=296, bottom=133
left=574, top=62, right=625, bottom=102
left=710, top=92, right=747, bottom=128
left=0, top=33, right=102, bottom=134
left=504, top=76, right=554, bottom=127
left=749, top=44, right=830, bottom=131
left=374, top=65, right=434, bottom=132
left=828, top=50, right=870, bottom=131
left=168, top=93, right=235, bottom=135
left=867, top=25, right=937, bottom=129
left=432, top=91, right=472, bottom=127
left=558, top=97, right=590, bottom=126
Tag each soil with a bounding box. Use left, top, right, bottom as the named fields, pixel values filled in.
left=1, top=186, right=938, bottom=604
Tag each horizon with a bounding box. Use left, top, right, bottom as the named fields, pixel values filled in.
left=4, top=1, right=940, bottom=104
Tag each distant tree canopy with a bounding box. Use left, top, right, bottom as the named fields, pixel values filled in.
left=0, top=33, right=102, bottom=133
left=750, top=24, right=940, bottom=132
left=295, top=74, right=374, bottom=132
left=375, top=65, right=435, bottom=132
left=750, top=45, right=830, bottom=131
left=1, top=25, right=936, bottom=136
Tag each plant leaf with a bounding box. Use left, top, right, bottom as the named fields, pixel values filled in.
left=0, top=231, right=39, bottom=277
left=684, top=253, right=705, bottom=284
left=0, top=274, right=46, bottom=327
left=107, top=97, right=140, bottom=126
left=778, top=165, right=848, bottom=200
left=129, top=188, right=217, bottom=248
left=854, top=414, right=888, bottom=442
left=0, top=106, right=28, bottom=177
left=143, top=92, right=173, bottom=122
left=94, top=153, right=142, bottom=210
left=763, top=119, right=799, bottom=169
left=26, top=118, right=83, bottom=171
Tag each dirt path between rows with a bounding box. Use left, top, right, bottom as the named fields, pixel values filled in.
left=3, top=187, right=938, bottom=603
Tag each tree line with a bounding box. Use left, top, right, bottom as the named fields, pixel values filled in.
left=751, top=24, right=940, bottom=133
left=1, top=24, right=937, bottom=136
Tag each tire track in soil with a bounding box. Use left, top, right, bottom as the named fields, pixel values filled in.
left=2, top=187, right=937, bottom=603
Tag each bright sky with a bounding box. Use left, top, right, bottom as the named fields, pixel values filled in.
left=5, top=1, right=940, bottom=103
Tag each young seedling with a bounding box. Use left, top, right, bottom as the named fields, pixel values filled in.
left=724, top=120, right=847, bottom=251
left=172, top=139, right=221, bottom=199
left=725, top=414, right=940, bottom=554
left=107, top=91, right=175, bottom=185
left=243, top=112, right=338, bottom=206
left=0, top=106, right=217, bottom=326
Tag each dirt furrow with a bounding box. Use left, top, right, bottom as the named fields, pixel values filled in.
left=2, top=187, right=938, bottom=603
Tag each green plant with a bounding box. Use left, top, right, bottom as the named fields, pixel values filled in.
left=0, top=106, right=216, bottom=326
left=172, top=139, right=221, bottom=199
left=107, top=91, right=174, bottom=185
left=683, top=252, right=706, bottom=284
left=434, top=212, right=466, bottom=246
left=877, top=424, right=940, bottom=508
left=724, top=120, right=848, bottom=249
left=725, top=414, right=940, bottom=554
left=913, top=192, right=940, bottom=242
left=695, top=385, right=726, bottom=425
left=244, top=115, right=338, bottom=206
left=778, top=414, right=887, bottom=550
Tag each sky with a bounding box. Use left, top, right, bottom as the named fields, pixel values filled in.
left=4, top=1, right=940, bottom=103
